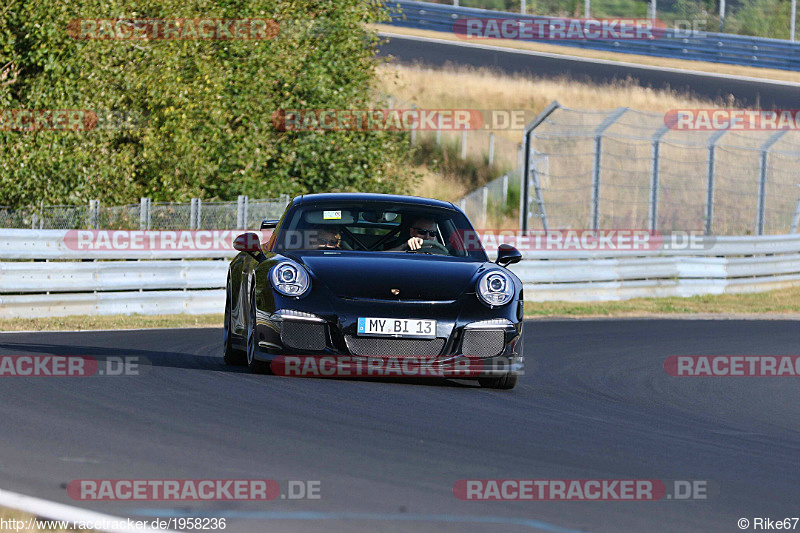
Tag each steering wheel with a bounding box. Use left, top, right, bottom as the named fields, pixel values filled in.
left=407, top=239, right=449, bottom=255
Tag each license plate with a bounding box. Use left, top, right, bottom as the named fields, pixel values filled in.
left=357, top=317, right=436, bottom=339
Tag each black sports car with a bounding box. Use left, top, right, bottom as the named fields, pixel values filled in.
left=223, top=193, right=524, bottom=389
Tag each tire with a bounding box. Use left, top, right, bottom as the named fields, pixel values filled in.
left=246, top=283, right=271, bottom=374
left=478, top=373, right=518, bottom=390
left=223, top=276, right=247, bottom=366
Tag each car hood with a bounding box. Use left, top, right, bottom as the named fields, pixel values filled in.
left=290, top=252, right=485, bottom=301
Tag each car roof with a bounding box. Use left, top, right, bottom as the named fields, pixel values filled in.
left=292, top=193, right=456, bottom=210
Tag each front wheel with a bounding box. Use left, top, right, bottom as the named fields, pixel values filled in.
left=246, top=284, right=271, bottom=374
left=478, top=373, right=518, bottom=390
left=223, top=276, right=246, bottom=366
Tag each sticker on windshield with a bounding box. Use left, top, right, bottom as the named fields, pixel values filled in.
left=323, top=210, right=342, bottom=220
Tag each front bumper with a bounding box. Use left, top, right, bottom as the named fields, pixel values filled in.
left=252, top=301, right=524, bottom=378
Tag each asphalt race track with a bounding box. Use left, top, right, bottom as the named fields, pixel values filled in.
left=378, top=33, right=800, bottom=109
left=1, top=320, right=798, bottom=532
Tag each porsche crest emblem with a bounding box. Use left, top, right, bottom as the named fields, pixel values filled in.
left=390, top=288, right=400, bottom=296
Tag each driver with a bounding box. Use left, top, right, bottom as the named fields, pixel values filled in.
left=311, top=226, right=341, bottom=250
left=386, top=217, right=438, bottom=252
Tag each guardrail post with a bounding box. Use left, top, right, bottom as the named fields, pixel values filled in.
left=649, top=125, right=669, bottom=232
left=460, top=125, right=467, bottom=160
left=139, top=197, right=151, bottom=230
left=705, top=130, right=727, bottom=235
left=521, top=101, right=560, bottom=232
left=591, top=107, right=628, bottom=231
left=502, top=173, right=508, bottom=206
left=757, top=130, right=788, bottom=235
left=89, top=200, right=99, bottom=229
left=488, top=132, right=495, bottom=167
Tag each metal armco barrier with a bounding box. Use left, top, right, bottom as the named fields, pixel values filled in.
left=387, top=0, right=800, bottom=71
left=1, top=230, right=800, bottom=317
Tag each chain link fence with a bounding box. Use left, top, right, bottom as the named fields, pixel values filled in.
left=515, top=102, right=800, bottom=235
left=0, top=196, right=290, bottom=230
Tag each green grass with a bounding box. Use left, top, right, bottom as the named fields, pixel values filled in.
left=0, top=313, right=223, bottom=332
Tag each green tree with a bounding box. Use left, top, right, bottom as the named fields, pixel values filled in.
left=0, top=0, right=414, bottom=207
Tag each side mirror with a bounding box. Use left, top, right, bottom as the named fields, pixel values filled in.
left=496, top=243, right=522, bottom=267
left=261, top=219, right=279, bottom=230
left=233, top=232, right=262, bottom=253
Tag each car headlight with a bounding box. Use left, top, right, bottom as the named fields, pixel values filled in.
left=270, top=261, right=311, bottom=297
left=476, top=270, right=514, bottom=306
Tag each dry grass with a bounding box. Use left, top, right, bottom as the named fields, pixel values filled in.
left=376, top=62, right=800, bottom=234
left=525, top=285, right=800, bottom=317
left=0, top=314, right=222, bottom=332
left=376, top=61, right=717, bottom=170
left=377, top=62, right=717, bottom=117
left=374, top=23, right=800, bottom=84
left=413, top=164, right=470, bottom=202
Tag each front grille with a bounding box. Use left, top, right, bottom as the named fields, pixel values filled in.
left=461, top=329, right=505, bottom=358
left=344, top=335, right=445, bottom=357
left=281, top=321, right=327, bottom=351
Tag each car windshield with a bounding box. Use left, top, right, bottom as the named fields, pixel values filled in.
left=273, top=201, right=487, bottom=260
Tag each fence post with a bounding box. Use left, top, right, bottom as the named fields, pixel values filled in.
left=757, top=130, right=788, bottom=235
left=591, top=107, right=628, bottom=231
left=791, top=184, right=800, bottom=233
left=521, top=101, right=560, bottom=232
left=139, top=197, right=150, bottom=230
left=190, top=198, right=198, bottom=230
left=502, top=173, right=508, bottom=206
left=460, top=125, right=467, bottom=160
left=436, top=113, right=442, bottom=146
left=488, top=132, right=495, bottom=167
left=196, top=198, right=202, bottom=230
left=531, top=150, right=549, bottom=231
left=705, top=130, right=727, bottom=235
left=89, top=199, right=99, bottom=229
left=237, top=195, right=247, bottom=229
left=649, top=125, right=669, bottom=232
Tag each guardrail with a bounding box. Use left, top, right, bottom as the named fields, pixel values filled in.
left=1, top=230, right=799, bottom=317
left=386, top=0, right=800, bottom=71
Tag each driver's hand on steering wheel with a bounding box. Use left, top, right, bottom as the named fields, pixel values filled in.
left=407, top=237, right=424, bottom=250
